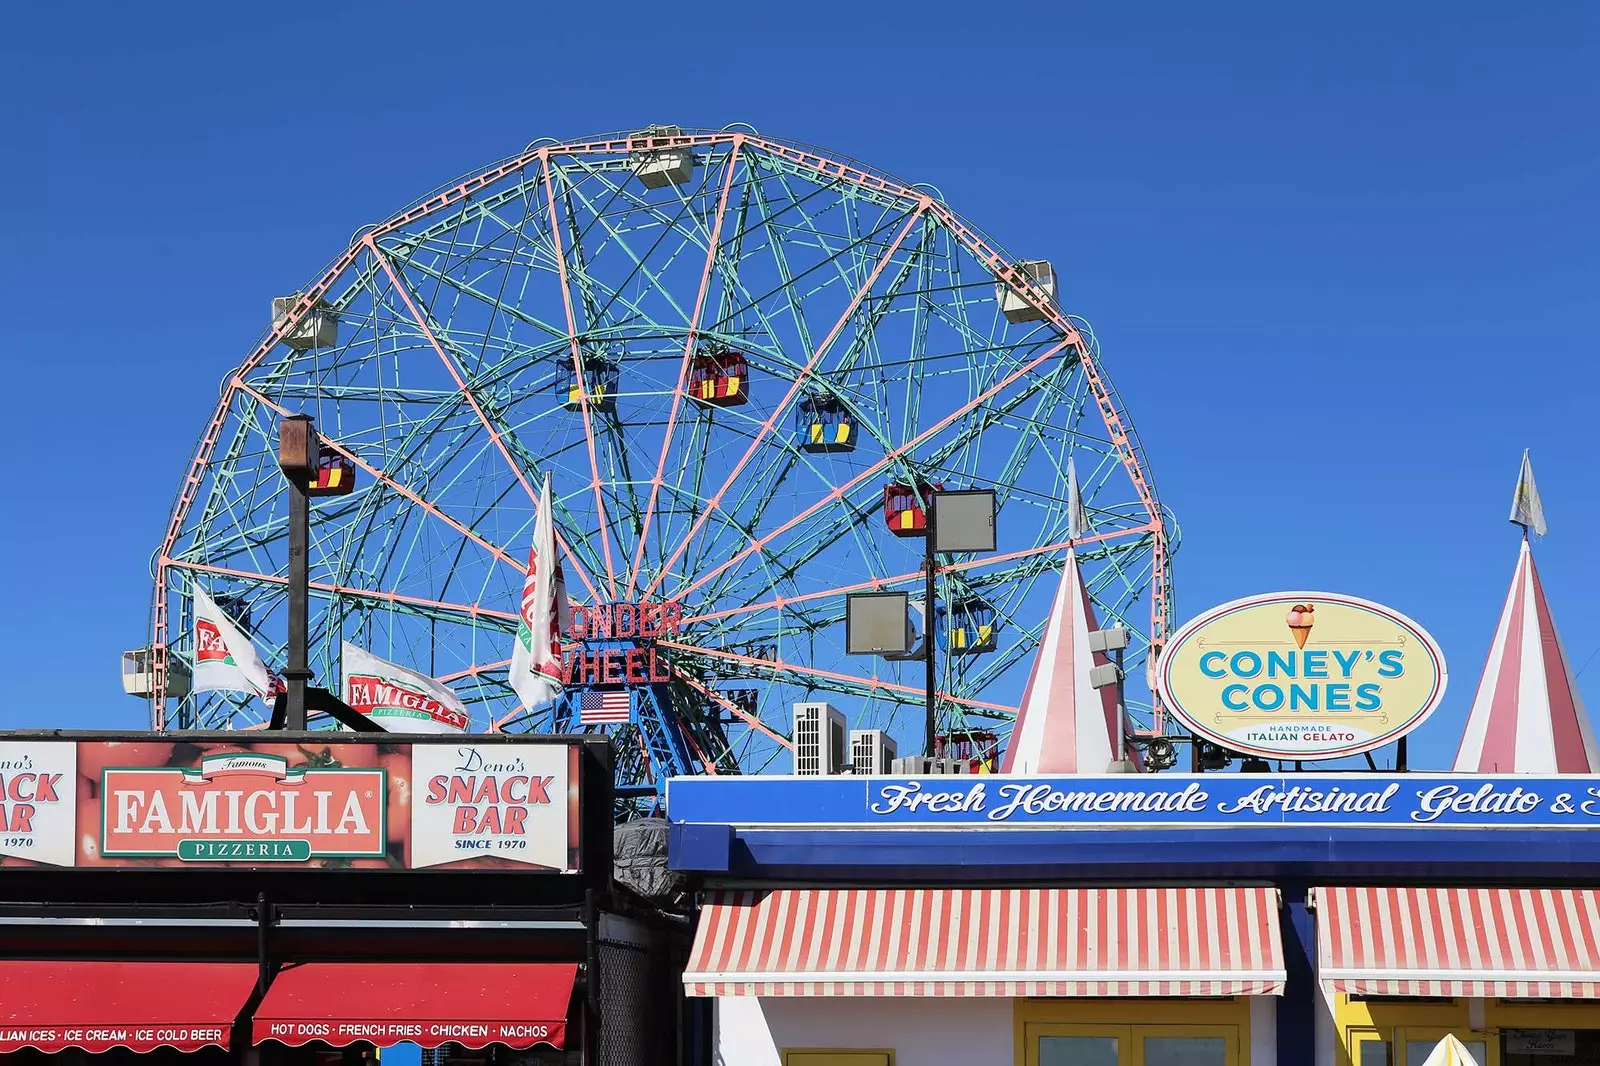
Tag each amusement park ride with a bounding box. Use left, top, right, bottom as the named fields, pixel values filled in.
left=123, top=125, right=1176, bottom=800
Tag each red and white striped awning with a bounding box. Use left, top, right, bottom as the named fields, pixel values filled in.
left=1316, top=887, right=1600, bottom=997
left=686, top=887, right=1285, bottom=997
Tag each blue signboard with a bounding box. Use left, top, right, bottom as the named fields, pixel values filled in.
left=666, top=774, right=1600, bottom=830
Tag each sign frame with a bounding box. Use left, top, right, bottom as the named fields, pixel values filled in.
left=1155, top=590, right=1448, bottom=760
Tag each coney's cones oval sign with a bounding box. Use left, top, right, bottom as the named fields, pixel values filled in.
left=1156, top=591, right=1448, bottom=759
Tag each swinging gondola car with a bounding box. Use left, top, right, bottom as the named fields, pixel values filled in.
left=934, top=729, right=1002, bottom=774
left=939, top=597, right=997, bottom=654
left=689, top=346, right=749, bottom=407
left=308, top=447, right=356, bottom=497
left=557, top=351, right=620, bottom=412
left=796, top=395, right=855, bottom=453
left=883, top=481, right=941, bottom=536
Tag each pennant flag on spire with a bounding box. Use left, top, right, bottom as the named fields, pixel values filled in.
left=1453, top=538, right=1598, bottom=773
left=1000, top=547, right=1122, bottom=774
left=191, top=586, right=281, bottom=702
left=1509, top=448, right=1547, bottom=537
left=342, top=642, right=470, bottom=733
left=1066, top=456, right=1089, bottom=541
left=510, top=473, right=570, bottom=711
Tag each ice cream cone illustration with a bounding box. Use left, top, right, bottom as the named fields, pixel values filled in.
left=1286, top=604, right=1315, bottom=649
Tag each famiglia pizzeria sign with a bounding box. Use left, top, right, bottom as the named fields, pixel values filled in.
left=1154, top=591, right=1448, bottom=760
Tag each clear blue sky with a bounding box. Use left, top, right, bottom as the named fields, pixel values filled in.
left=1, top=2, right=1595, bottom=769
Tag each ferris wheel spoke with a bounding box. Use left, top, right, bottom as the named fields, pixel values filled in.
left=173, top=559, right=517, bottom=625
left=629, top=140, right=744, bottom=598
left=231, top=379, right=531, bottom=584
left=368, top=241, right=539, bottom=500
left=538, top=155, right=624, bottom=598
left=662, top=641, right=1016, bottom=716
left=672, top=331, right=1077, bottom=603
left=642, top=203, right=929, bottom=601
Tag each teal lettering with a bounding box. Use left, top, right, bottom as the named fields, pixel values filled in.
left=1253, top=685, right=1285, bottom=711
left=1199, top=651, right=1227, bottom=679
left=1230, top=651, right=1263, bottom=679
left=1326, top=683, right=1351, bottom=711
left=1302, top=651, right=1329, bottom=678
left=1332, top=650, right=1361, bottom=678
left=1289, top=684, right=1319, bottom=710
left=1222, top=684, right=1249, bottom=710
left=1377, top=650, right=1404, bottom=678
left=1355, top=683, right=1382, bottom=711
left=1266, top=651, right=1295, bottom=678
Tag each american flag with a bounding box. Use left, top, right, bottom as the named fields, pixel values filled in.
left=579, top=689, right=632, bottom=724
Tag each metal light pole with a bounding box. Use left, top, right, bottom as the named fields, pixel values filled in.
left=277, top=415, right=318, bottom=730
left=923, top=489, right=997, bottom=757
left=272, top=415, right=379, bottom=732
left=923, top=504, right=938, bottom=756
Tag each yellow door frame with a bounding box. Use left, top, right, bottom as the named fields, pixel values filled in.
left=1016, top=999, right=1248, bottom=1066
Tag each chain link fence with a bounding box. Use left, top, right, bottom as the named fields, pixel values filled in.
left=596, top=932, right=685, bottom=1066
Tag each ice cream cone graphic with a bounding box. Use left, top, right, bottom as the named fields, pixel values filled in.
left=1286, top=604, right=1315, bottom=648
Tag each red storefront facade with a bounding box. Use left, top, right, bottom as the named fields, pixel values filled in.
left=0, top=732, right=677, bottom=1066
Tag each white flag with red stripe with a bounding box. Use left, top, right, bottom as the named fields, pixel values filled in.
left=191, top=586, right=281, bottom=702
left=510, top=473, right=570, bottom=711
left=341, top=642, right=470, bottom=733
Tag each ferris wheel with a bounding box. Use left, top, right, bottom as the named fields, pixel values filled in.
left=136, top=125, right=1175, bottom=794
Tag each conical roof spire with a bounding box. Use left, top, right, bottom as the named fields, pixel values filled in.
left=1454, top=464, right=1596, bottom=772
left=1001, top=547, right=1123, bottom=774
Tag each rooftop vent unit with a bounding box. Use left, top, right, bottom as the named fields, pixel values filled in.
left=630, top=125, right=696, bottom=190
left=272, top=294, right=339, bottom=351
left=995, top=260, right=1057, bottom=324
left=793, top=702, right=847, bottom=776
left=850, top=729, right=898, bottom=776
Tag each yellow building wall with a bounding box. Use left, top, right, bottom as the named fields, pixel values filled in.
left=1335, top=993, right=1600, bottom=1065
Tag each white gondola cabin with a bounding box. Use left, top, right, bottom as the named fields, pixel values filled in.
left=630, top=125, right=696, bottom=190
left=994, top=260, right=1058, bottom=324
left=272, top=294, right=339, bottom=350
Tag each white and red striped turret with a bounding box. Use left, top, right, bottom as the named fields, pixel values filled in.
left=1454, top=453, right=1597, bottom=773
left=1000, top=545, right=1123, bottom=774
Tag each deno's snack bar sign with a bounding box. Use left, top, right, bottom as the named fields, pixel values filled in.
left=0, top=739, right=579, bottom=871
left=1156, top=591, right=1447, bottom=759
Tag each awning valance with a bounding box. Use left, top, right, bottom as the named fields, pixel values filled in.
left=1316, top=887, right=1600, bottom=997
left=686, top=887, right=1285, bottom=997
left=252, top=961, right=576, bottom=1049
left=0, top=960, right=257, bottom=1054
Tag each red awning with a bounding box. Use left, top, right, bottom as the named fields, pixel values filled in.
left=0, top=960, right=257, bottom=1054
left=1317, top=887, right=1600, bottom=997
left=252, top=962, right=576, bottom=1050
left=686, top=888, right=1286, bottom=997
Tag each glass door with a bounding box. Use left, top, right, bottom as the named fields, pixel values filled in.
left=1396, top=1028, right=1491, bottom=1066
left=1029, top=1024, right=1238, bottom=1066
left=1034, top=1024, right=1127, bottom=1066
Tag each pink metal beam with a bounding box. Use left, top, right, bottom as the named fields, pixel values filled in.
left=673, top=671, right=793, bottom=750
left=681, top=522, right=1155, bottom=628
left=642, top=201, right=930, bottom=601
left=365, top=238, right=604, bottom=607
left=659, top=640, right=1018, bottom=716
left=169, top=558, right=518, bottom=624
left=670, top=335, right=1076, bottom=605
left=627, top=136, right=745, bottom=599
left=539, top=151, right=619, bottom=599
left=232, top=381, right=531, bottom=580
